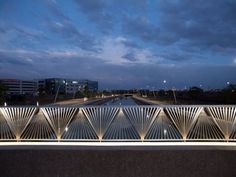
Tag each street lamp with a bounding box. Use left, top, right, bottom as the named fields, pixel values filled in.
left=163, top=80, right=167, bottom=96
left=163, top=80, right=167, bottom=89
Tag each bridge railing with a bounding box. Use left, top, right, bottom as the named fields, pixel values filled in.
left=0, top=105, right=236, bottom=142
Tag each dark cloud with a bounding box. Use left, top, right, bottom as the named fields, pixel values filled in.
left=159, top=52, right=197, bottom=62
left=120, top=0, right=236, bottom=64
left=74, top=0, right=148, bottom=34
left=122, top=16, right=160, bottom=43
left=157, top=0, right=236, bottom=50
left=47, top=20, right=97, bottom=51
left=121, top=0, right=236, bottom=55
left=0, top=50, right=33, bottom=66
left=122, top=52, right=137, bottom=62
left=0, top=22, right=47, bottom=49
left=111, top=0, right=147, bottom=12
left=122, top=15, right=179, bottom=46
left=0, top=26, right=7, bottom=33
left=45, top=0, right=98, bottom=51
left=120, top=39, right=141, bottom=49
left=74, top=0, right=113, bottom=33
left=45, top=0, right=70, bottom=21
left=14, top=26, right=47, bottom=40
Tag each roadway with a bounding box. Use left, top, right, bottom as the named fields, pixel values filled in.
left=52, top=95, right=154, bottom=106
left=51, top=96, right=115, bottom=106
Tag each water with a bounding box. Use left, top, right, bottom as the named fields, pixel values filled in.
left=103, top=96, right=137, bottom=106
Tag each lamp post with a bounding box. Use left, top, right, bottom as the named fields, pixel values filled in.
left=146, top=85, right=149, bottom=97
left=172, top=87, right=177, bottom=104
left=54, top=80, right=65, bottom=103
left=163, top=80, right=167, bottom=90
left=152, top=86, right=156, bottom=97
left=54, top=85, right=61, bottom=103
left=163, top=80, right=167, bottom=95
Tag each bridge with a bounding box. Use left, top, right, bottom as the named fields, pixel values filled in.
left=0, top=105, right=236, bottom=146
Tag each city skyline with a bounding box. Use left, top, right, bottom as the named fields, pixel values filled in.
left=0, top=0, right=236, bottom=89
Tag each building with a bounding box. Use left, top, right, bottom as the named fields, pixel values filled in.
left=37, top=78, right=98, bottom=95
left=65, top=79, right=82, bottom=95
left=37, top=79, right=45, bottom=91
left=65, top=79, right=98, bottom=95
left=44, top=78, right=66, bottom=95
left=0, top=79, right=37, bottom=95
left=84, top=80, right=98, bottom=92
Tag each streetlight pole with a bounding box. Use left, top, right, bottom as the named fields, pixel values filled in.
left=163, top=80, right=167, bottom=95
left=146, top=85, right=149, bottom=97
left=172, top=88, right=177, bottom=104
left=152, top=86, right=156, bottom=98
left=54, top=80, right=66, bottom=103
left=54, top=85, right=61, bottom=103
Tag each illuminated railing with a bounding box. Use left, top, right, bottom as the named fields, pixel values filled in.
left=0, top=105, right=236, bottom=142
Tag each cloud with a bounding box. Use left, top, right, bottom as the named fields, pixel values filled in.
left=46, top=0, right=70, bottom=21
left=47, top=20, right=98, bottom=51
left=122, top=52, right=137, bottom=62
left=0, top=47, right=235, bottom=89
left=95, top=37, right=161, bottom=65
left=0, top=0, right=236, bottom=88
left=0, top=49, right=35, bottom=66
left=159, top=51, right=197, bottom=62
left=157, top=0, right=236, bottom=50
left=120, top=0, right=236, bottom=56
left=74, top=0, right=113, bottom=33
left=0, top=22, right=47, bottom=49
left=74, top=0, right=148, bottom=34
left=122, top=16, right=160, bottom=43
left=43, top=0, right=98, bottom=51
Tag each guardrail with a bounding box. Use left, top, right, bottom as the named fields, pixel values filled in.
left=0, top=105, right=235, bottom=142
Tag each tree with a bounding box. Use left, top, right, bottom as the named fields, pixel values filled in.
left=0, top=83, right=8, bottom=104
left=158, top=89, right=166, bottom=96
left=188, top=86, right=203, bottom=99
left=75, top=90, right=84, bottom=98
left=83, top=85, right=90, bottom=98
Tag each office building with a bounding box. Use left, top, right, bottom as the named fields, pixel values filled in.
left=44, top=78, right=66, bottom=95
left=36, top=78, right=98, bottom=95
left=0, top=79, right=37, bottom=95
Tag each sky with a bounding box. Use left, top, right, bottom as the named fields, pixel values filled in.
left=0, top=0, right=236, bottom=89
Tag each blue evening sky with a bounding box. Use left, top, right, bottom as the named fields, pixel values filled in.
left=0, top=0, right=236, bottom=89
